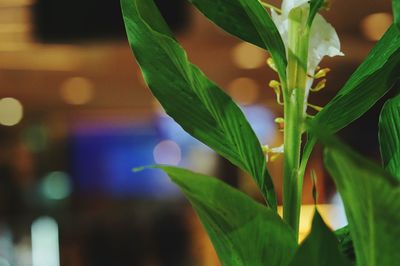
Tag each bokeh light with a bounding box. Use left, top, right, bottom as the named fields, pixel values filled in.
left=40, top=171, right=72, bottom=200
left=361, top=12, right=392, bottom=41
left=31, top=217, right=60, bottom=266
left=231, top=42, right=267, bottom=69
left=153, top=140, right=182, bottom=165
left=22, top=124, right=48, bottom=152
left=0, top=97, right=23, bottom=126
left=228, top=77, right=260, bottom=105
left=59, top=77, right=94, bottom=105
left=0, top=257, right=11, bottom=266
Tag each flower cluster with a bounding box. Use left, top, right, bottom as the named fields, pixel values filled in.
left=271, top=0, right=344, bottom=75
left=263, top=0, right=344, bottom=160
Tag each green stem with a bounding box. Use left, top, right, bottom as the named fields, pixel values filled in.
left=283, top=91, right=303, bottom=236
left=282, top=6, right=310, bottom=241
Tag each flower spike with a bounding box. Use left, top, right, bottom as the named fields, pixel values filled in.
left=271, top=1, right=344, bottom=77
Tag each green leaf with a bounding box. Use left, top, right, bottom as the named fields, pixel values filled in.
left=335, top=226, right=356, bottom=264
left=307, top=0, right=324, bottom=27
left=322, top=136, right=400, bottom=266
left=158, top=166, right=297, bottom=266
left=188, top=0, right=287, bottom=80
left=379, top=93, right=400, bottom=179
left=289, top=211, right=351, bottom=266
left=313, top=25, right=400, bottom=134
left=393, top=0, right=400, bottom=27
left=120, top=0, right=276, bottom=208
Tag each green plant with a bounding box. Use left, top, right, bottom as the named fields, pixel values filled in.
left=121, top=0, right=400, bottom=265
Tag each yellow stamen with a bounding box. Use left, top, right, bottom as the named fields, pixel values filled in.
left=314, top=68, right=331, bottom=79
left=269, top=80, right=283, bottom=105
left=308, top=103, right=324, bottom=112
left=262, top=144, right=284, bottom=162
left=270, top=153, right=281, bottom=162
left=275, top=117, right=284, bottom=131
left=266, top=57, right=277, bottom=72
left=262, top=145, right=269, bottom=153
left=269, top=80, right=280, bottom=88
left=310, top=79, right=327, bottom=92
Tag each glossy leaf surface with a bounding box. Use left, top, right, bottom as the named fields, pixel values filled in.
left=313, top=25, right=400, bottom=134
left=323, top=137, right=400, bottom=266
left=379, top=93, right=400, bottom=179
left=158, top=166, right=297, bottom=266
left=290, top=211, right=350, bottom=266
left=308, top=0, right=324, bottom=26
left=188, top=0, right=287, bottom=80
left=335, top=226, right=356, bottom=264
left=121, top=0, right=276, bottom=207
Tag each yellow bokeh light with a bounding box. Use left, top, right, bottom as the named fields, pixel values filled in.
left=361, top=13, right=393, bottom=41
left=59, top=77, right=94, bottom=105
left=0, top=97, right=23, bottom=126
left=228, top=77, right=260, bottom=105
left=231, top=42, right=267, bottom=69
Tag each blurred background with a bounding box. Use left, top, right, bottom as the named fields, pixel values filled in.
left=0, top=0, right=398, bottom=265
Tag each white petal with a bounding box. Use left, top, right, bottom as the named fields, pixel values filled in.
left=271, top=9, right=289, bottom=48
left=271, top=11, right=344, bottom=73
left=263, top=144, right=284, bottom=162
left=281, top=0, right=308, bottom=15
left=270, top=144, right=284, bottom=153
left=308, top=14, right=344, bottom=72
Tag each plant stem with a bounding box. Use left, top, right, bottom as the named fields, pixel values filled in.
left=282, top=6, right=310, bottom=241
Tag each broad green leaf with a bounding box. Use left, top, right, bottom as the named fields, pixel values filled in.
left=313, top=25, right=400, bottom=134
left=188, top=0, right=287, bottom=80
left=289, top=211, right=351, bottom=266
left=322, top=136, right=400, bottom=266
left=307, top=0, right=324, bottom=26
left=158, top=166, right=297, bottom=266
left=121, top=0, right=277, bottom=208
left=393, top=0, right=400, bottom=27
left=335, top=226, right=356, bottom=264
left=379, top=93, right=400, bottom=179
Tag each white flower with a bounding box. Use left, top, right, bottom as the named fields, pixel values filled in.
left=308, top=14, right=344, bottom=72
left=281, top=0, right=308, bottom=15
left=263, top=144, right=284, bottom=162
left=271, top=0, right=344, bottom=74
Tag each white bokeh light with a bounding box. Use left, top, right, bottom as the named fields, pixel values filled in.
left=31, top=217, right=60, bottom=266
left=153, top=140, right=182, bottom=165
